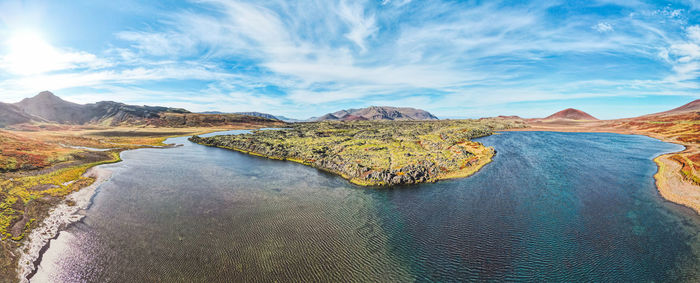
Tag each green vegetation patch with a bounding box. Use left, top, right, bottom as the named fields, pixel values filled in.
left=0, top=151, right=121, bottom=239
left=0, top=150, right=121, bottom=280
left=671, top=154, right=700, bottom=185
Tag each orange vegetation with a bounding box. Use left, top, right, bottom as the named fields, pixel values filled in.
left=0, top=130, right=68, bottom=172
left=1, top=121, right=284, bottom=280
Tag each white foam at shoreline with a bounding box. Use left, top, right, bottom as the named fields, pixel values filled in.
left=16, top=166, right=113, bottom=283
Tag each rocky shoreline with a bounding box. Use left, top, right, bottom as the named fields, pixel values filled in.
left=654, top=147, right=700, bottom=215
left=16, top=166, right=113, bottom=282
left=196, top=138, right=496, bottom=186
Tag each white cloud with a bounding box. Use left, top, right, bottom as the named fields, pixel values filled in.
left=593, top=22, right=614, bottom=32
left=0, top=31, right=108, bottom=75
left=659, top=24, right=700, bottom=84
left=2, top=0, right=700, bottom=118
left=670, top=42, right=700, bottom=62
left=0, top=62, right=241, bottom=100
left=337, top=0, right=377, bottom=52
left=381, top=0, right=412, bottom=6
left=116, top=31, right=197, bottom=57
left=686, top=25, right=700, bottom=42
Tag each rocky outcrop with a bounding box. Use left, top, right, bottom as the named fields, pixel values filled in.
left=190, top=134, right=444, bottom=185
left=190, top=119, right=524, bottom=186
left=155, top=113, right=283, bottom=127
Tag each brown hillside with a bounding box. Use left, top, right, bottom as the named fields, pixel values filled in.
left=544, top=108, right=598, bottom=120
left=0, top=102, right=40, bottom=127
left=640, top=99, right=700, bottom=118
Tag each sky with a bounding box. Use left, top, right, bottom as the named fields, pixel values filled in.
left=0, top=0, right=699, bottom=119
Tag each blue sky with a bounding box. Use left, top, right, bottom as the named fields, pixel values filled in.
left=0, top=0, right=699, bottom=119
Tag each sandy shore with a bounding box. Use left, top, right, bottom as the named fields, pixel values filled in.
left=16, top=166, right=113, bottom=282
left=654, top=151, right=700, bottom=214
left=506, top=123, right=700, bottom=215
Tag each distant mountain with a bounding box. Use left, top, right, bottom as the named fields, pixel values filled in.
left=84, top=101, right=190, bottom=125
left=664, top=99, right=700, bottom=113
left=15, top=91, right=85, bottom=124
left=200, top=111, right=305, bottom=122
left=629, top=99, right=700, bottom=123
left=14, top=91, right=190, bottom=125
left=233, top=112, right=280, bottom=121
left=342, top=114, right=369, bottom=121
left=330, top=109, right=356, bottom=118
left=275, top=116, right=305, bottom=123
left=642, top=99, right=700, bottom=118
left=496, top=115, right=523, bottom=119
left=314, top=113, right=341, bottom=121
left=1, top=91, right=281, bottom=128
left=543, top=108, right=598, bottom=120
left=313, top=106, right=439, bottom=121
left=0, top=102, right=42, bottom=127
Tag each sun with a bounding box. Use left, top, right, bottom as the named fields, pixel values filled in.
left=2, top=30, right=65, bottom=75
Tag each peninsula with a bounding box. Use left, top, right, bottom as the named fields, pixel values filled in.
left=190, top=117, right=526, bottom=186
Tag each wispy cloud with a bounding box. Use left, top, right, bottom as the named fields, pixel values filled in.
left=593, top=22, right=614, bottom=32
left=337, top=0, right=377, bottom=52
left=0, top=0, right=699, bottom=119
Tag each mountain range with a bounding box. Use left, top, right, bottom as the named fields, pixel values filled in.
left=535, top=99, right=700, bottom=122
left=0, top=102, right=42, bottom=127
left=2, top=91, right=698, bottom=128
left=202, top=106, right=440, bottom=122
left=0, top=91, right=278, bottom=127
left=200, top=111, right=303, bottom=122
left=15, top=91, right=190, bottom=125
left=311, top=106, right=439, bottom=121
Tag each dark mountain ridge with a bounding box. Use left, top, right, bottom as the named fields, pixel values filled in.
left=13, top=91, right=190, bottom=125
left=233, top=112, right=280, bottom=121
left=200, top=111, right=303, bottom=122
left=1, top=91, right=281, bottom=128
left=0, top=102, right=43, bottom=127
left=15, top=91, right=85, bottom=124
left=314, top=106, right=439, bottom=121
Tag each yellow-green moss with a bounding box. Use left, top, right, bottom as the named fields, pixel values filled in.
left=0, top=151, right=121, bottom=238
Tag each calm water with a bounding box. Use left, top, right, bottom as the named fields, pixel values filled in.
left=32, top=131, right=699, bottom=282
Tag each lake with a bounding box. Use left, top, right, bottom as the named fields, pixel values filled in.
left=32, top=131, right=699, bottom=282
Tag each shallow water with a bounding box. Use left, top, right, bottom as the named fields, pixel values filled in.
left=32, top=131, right=699, bottom=282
